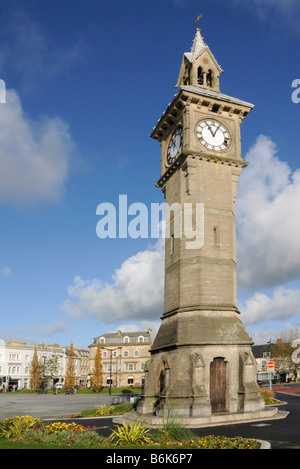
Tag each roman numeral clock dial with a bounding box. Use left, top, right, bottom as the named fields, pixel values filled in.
left=167, top=126, right=183, bottom=165
left=195, top=119, right=231, bottom=152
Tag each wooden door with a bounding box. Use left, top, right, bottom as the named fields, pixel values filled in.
left=210, top=358, right=227, bottom=413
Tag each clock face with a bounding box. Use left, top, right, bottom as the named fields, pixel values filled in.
left=167, top=126, right=183, bottom=164
left=195, top=119, right=231, bottom=152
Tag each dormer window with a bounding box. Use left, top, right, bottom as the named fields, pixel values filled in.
left=123, top=336, right=130, bottom=343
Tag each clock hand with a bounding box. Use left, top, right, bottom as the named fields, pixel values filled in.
left=212, top=123, right=220, bottom=137
left=207, top=126, right=214, bottom=136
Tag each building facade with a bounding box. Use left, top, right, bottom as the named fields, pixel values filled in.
left=89, top=330, right=152, bottom=388
left=0, top=340, right=66, bottom=390
left=74, top=348, right=90, bottom=387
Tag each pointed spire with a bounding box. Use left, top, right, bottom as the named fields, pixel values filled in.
left=190, top=28, right=206, bottom=62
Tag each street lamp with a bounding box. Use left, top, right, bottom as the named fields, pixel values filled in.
left=107, top=347, right=122, bottom=395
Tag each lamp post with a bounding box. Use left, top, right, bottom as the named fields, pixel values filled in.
left=267, top=339, right=273, bottom=391
left=107, top=347, right=122, bottom=395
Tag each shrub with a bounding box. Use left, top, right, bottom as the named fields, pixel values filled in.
left=0, top=416, right=41, bottom=438
left=95, top=402, right=133, bottom=416
left=261, top=389, right=274, bottom=398
left=153, top=422, right=195, bottom=443
left=109, top=420, right=152, bottom=447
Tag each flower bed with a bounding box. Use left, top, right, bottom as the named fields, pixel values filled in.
left=0, top=415, right=262, bottom=449
left=261, top=389, right=283, bottom=405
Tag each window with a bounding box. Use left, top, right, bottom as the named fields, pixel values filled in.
left=207, top=69, right=213, bottom=88
left=141, top=363, right=145, bottom=371
left=123, top=350, right=129, bottom=357
left=105, top=364, right=116, bottom=372
left=171, top=234, right=174, bottom=255
left=197, top=67, right=204, bottom=85
left=9, top=353, right=20, bottom=361
left=127, top=376, right=134, bottom=385
left=126, top=363, right=136, bottom=371
left=213, top=227, right=218, bottom=246
left=102, top=351, right=107, bottom=358
left=134, top=350, right=139, bottom=357
left=123, top=336, right=130, bottom=343
left=138, top=336, right=144, bottom=343
left=100, top=337, right=105, bottom=344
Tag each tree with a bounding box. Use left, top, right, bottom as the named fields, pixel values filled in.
left=30, top=347, right=40, bottom=390
left=273, top=328, right=300, bottom=380
left=92, top=341, right=103, bottom=392
left=64, top=343, right=76, bottom=391
left=39, top=355, right=61, bottom=388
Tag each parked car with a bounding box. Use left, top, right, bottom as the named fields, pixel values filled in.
left=55, top=383, right=64, bottom=389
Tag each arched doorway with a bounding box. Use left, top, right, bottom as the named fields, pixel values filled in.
left=210, top=357, right=227, bottom=413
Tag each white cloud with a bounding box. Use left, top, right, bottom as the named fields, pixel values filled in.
left=61, top=239, right=164, bottom=325
left=0, top=89, right=75, bottom=205
left=246, top=323, right=290, bottom=345
left=237, top=135, right=300, bottom=289
left=221, top=0, right=300, bottom=23
left=0, top=321, right=69, bottom=343
left=240, top=287, right=300, bottom=325
left=1, top=265, right=13, bottom=277
left=112, top=321, right=161, bottom=340
left=0, top=9, right=87, bottom=90
left=62, top=133, right=300, bottom=331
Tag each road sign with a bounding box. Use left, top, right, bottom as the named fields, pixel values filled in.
left=267, top=361, right=275, bottom=372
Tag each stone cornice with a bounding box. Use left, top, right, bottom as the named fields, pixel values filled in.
left=155, top=151, right=248, bottom=189
left=150, top=87, right=254, bottom=142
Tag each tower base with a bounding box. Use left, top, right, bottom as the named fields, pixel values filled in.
left=113, top=406, right=288, bottom=428
left=136, top=310, right=267, bottom=419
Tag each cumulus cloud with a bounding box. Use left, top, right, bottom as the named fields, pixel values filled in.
left=221, top=0, right=300, bottom=24
left=0, top=9, right=87, bottom=90
left=61, top=239, right=164, bottom=324
left=240, top=287, right=300, bottom=325
left=61, top=134, right=300, bottom=330
left=0, top=89, right=75, bottom=205
left=237, top=135, right=300, bottom=289
left=236, top=134, right=300, bottom=326
left=0, top=321, right=69, bottom=343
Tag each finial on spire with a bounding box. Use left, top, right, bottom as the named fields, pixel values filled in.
left=195, top=13, right=203, bottom=29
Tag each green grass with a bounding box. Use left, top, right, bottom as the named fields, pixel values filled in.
left=0, top=437, right=70, bottom=449
left=13, top=386, right=142, bottom=395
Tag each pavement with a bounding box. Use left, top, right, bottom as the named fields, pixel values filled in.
left=0, top=393, right=131, bottom=419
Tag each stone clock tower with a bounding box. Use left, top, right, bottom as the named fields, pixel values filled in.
left=134, top=27, right=279, bottom=424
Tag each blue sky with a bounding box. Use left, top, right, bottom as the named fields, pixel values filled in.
left=1, top=0, right=300, bottom=348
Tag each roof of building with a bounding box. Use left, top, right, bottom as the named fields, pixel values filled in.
left=93, top=329, right=152, bottom=345
left=252, top=344, right=274, bottom=358
left=180, top=85, right=254, bottom=109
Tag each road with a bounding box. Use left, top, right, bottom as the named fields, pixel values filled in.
left=192, top=390, right=300, bottom=450
left=0, top=393, right=130, bottom=419
left=1, top=386, right=300, bottom=449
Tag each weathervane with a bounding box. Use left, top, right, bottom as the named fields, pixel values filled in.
left=195, top=13, right=203, bottom=29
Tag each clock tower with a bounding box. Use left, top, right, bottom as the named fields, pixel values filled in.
left=135, top=26, right=278, bottom=422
